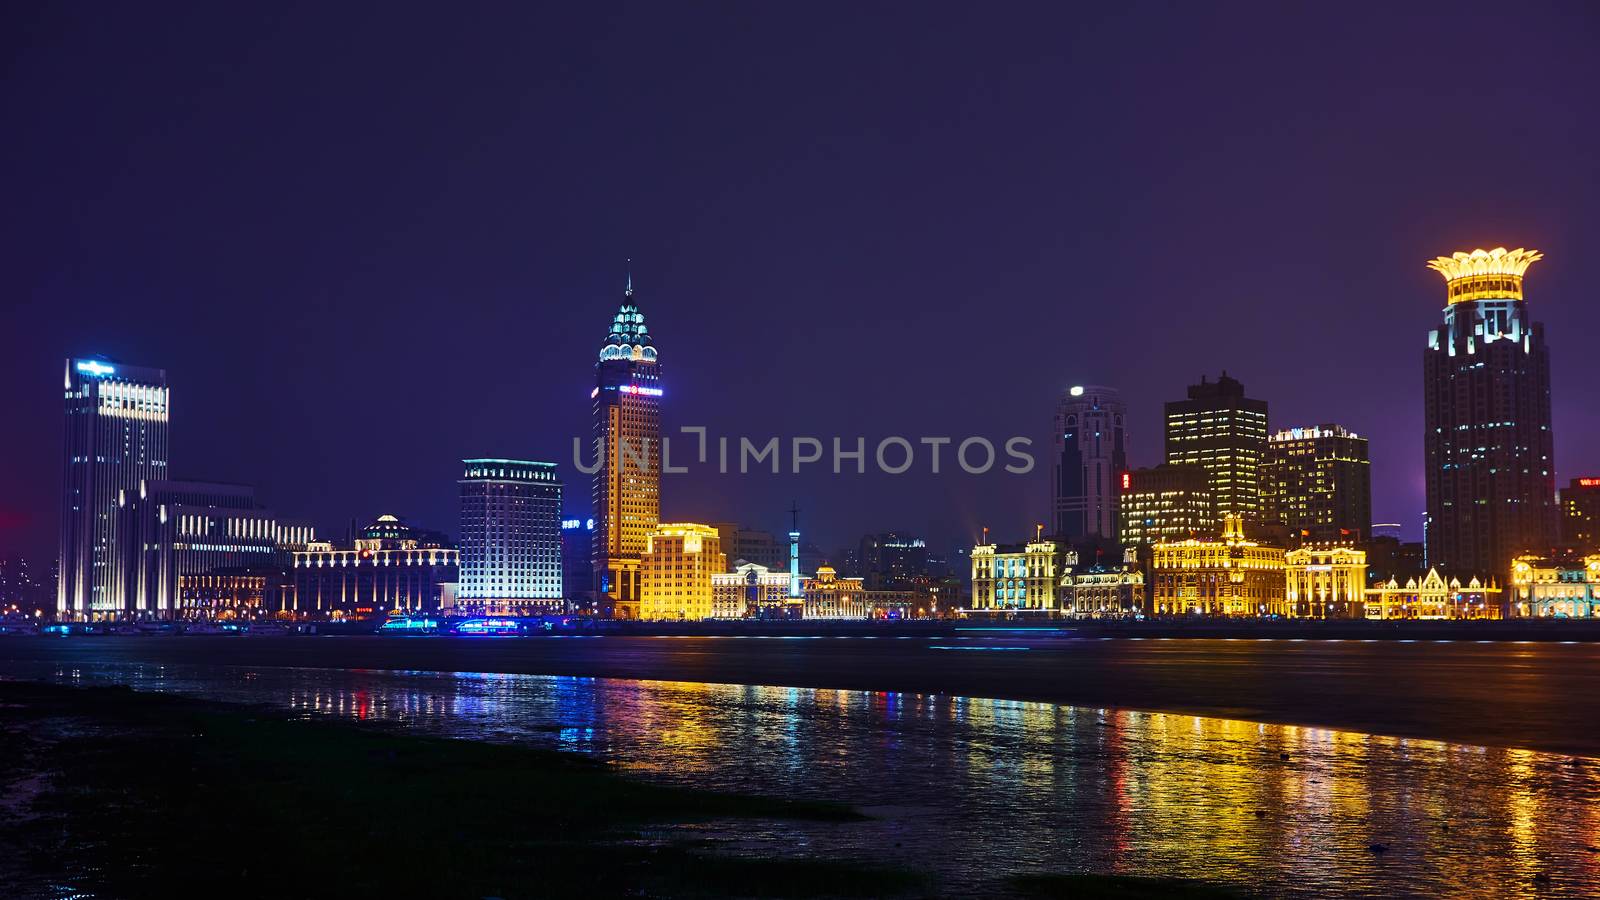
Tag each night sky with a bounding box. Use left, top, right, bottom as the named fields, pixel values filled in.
left=4, top=2, right=1598, bottom=563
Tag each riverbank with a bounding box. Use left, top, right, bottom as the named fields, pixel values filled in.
left=0, top=680, right=1246, bottom=899
left=0, top=680, right=922, bottom=898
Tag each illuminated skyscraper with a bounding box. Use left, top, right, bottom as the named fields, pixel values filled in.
left=1423, top=247, right=1557, bottom=576
left=592, top=275, right=662, bottom=619
left=1262, top=424, right=1371, bottom=545
left=1053, top=385, right=1127, bottom=543
left=458, top=459, right=563, bottom=615
left=58, top=358, right=170, bottom=619
left=1164, top=373, right=1268, bottom=523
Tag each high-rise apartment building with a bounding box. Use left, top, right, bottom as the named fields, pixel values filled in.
left=1164, top=373, right=1268, bottom=523
left=1053, top=385, right=1127, bottom=542
left=592, top=277, right=662, bottom=619
left=458, top=459, right=563, bottom=615
left=1423, top=247, right=1557, bottom=576
left=58, top=358, right=170, bottom=619
left=1559, top=477, right=1600, bottom=553
left=1262, top=425, right=1372, bottom=545
left=1118, top=464, right=1214, bottom=547
left=639, top=523, right=724, bottom=620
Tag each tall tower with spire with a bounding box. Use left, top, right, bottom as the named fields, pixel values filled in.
left=591, top=269, right=662, bottom=619
left=1424, top=247, right=1556, bottom=577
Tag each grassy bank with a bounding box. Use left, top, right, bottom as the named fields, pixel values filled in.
left=0, top=680, right=925, bottom=898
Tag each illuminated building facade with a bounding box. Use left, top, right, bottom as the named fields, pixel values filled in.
left=803, top=566, right=915, bottom=619
left=291, top=515, right=458, bottom=617
left=1561, top=478, right=1600, bottom=552
left=1284, top=545, right=1368, bottom=618
left=1424, top=247, right=1557, bottom=576
left=1510, top=555, right=1600, bottom=619
left=1262, top=425, right=1371, bottom=545
left=1150, top=516, right=1286, bottom=616
left=58, top=358, right=170, bottom=619
left=179, top=571, right=268, bottom=619
left=1053, top=385, right=1127, bottom=542
left=640, top=523, right=724, bottom=620
left=1060, top=557, right=1144, bottom=618
left=710, top=561, right=794, bottom=618
left=458, top=460, right=563, bottom=615
left=1165, top=373, right=1269, bottom=523
left=1119, top=464, right=1214, bottom=547
left=969, top=537, right=1071, bottom=614
left=118, top=480, right=282, bottom=618
left=1365, top=568, right=1503, bottom=620
left=592, top=277, right=662, bottom=619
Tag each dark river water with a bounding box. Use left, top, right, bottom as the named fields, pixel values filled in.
left=4, top=635, right=1600, bottom=897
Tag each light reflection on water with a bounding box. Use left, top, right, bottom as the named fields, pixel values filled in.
left=26, top=662, right=1600, bottom=897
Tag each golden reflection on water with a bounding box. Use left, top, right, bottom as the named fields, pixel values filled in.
left=44, top=663, right=1600, bottom=897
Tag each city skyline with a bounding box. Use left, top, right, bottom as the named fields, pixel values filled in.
left=8, top=240, right=1592, bottom=566
left=8, top=8, right=1600, bottom=899
left=4, top=4, right=1599, bottom=563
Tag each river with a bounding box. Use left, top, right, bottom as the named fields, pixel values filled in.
left=3, top=634, right=1598, bottom=897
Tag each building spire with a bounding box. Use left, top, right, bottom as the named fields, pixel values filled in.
left=625, top=258, right=633, bottom=297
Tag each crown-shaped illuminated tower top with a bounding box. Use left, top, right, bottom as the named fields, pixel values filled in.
left=598, top=273, right=658, bottom=364
left=1426, top=247, right=1543, bottom=304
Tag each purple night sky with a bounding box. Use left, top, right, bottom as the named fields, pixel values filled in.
left=3, top=2, right=1597, bottom=562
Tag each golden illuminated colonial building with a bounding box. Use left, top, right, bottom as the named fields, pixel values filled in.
left=592, top=276, right=663, bottom=619
left=1150, top=516, right=1286, bottom=616
left=639, top=524, right=723, bottom=621
left=1364, top=569, right=1503, bottom=620
left=1060, top=565, right=1145, bottom=618
left=1510, top=555, right=1600, bottom=619
left=710, top=561, right=793, bottom=619
left=968, top=537, right=1070, bottom=614
left=1284, top=545, right=1367, bottom=618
